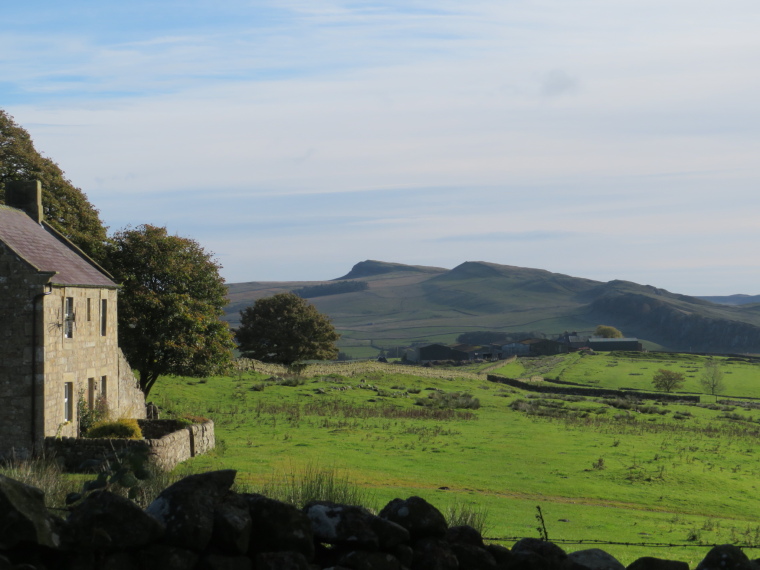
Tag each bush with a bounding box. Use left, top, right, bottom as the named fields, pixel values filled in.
left=86, top=418, right=143, bottom=439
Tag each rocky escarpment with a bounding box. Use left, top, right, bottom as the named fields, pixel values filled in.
left=588, top=292, right=760, bottom=353
left=0, top=470, right=750, bottom=570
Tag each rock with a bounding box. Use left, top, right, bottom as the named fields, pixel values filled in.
left=450, top=542, right=498, bottom=570
left=136, top=544, right=199, bottom=570
left=446, top=525, right=484, bottom=547
left=390, top=543, right=414, bottom=567
left=696, top=545, right=755, bottom=570
left=412, top=537, right=459, bottom=570
left=66, top=490, right=164, bottom=552
left=512, top=538, right=567, bottom=568
left=486, top=544, right=513, bottom=569
left=370, top=516, right=410, bottom=551
left=0, top=473, right=62, bottom=549
left=211, top=492, right=252, bottom=555
left=564, top=549, right=625, bottom=570
left=338, top=550, right=405, bottom=570
left=379, top=497, right=448, bottom=539
left=243, top=494, right=314, bottom=561
left=196, top=553, right=254, bottom=570
left=145, top=469, right=236, bottom=552
left=627, top=558, right=690, bottom=570
left=304, top=501, right=379, bottom=549
left=254, top=551, right=311, bottom=570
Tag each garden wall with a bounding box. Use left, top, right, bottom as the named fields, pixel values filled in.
left=487, top=375, right=701, bottom=403
left=44, top=419, right=215, bottom=472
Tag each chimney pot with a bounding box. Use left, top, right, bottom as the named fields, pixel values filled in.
left=5, top=180, right=43, bottom=224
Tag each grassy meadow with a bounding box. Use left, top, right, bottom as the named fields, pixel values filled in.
left=149, top=353, right=760, bottom=565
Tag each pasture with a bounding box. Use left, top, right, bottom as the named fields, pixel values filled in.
left=151, top=353, right=760, bottom=565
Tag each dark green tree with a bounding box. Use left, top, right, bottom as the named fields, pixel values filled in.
left=595, top=325, right=624, bottom=338
left=236, top=292, right=340, bottom=367
left=0, top=109, right=108, bottom=261
left=105, top=225, right=235, bottom=396
left=652, top=369, right=685, bottom=393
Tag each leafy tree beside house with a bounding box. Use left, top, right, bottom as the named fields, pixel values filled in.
left=0, top=109, right=108, bottom=261
left=236, top=292, right=340, bottom=369
left=105, top=225, right=235, bottom=397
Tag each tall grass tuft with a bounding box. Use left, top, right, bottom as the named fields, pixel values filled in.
left=0, top=454, right=79, bottom=510
left=445, top=500, right=490, bottom=535
left=256, top=464, right=371, bottom=509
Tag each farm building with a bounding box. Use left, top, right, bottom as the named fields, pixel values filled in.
left=586, top=337, right=643, bottom=351
left=0, top=181, right=145, bottom=457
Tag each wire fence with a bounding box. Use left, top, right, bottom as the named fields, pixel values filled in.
left=483, top=536, right=760, bottom=550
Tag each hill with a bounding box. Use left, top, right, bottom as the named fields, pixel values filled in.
left=225, top=260, right=760, bottom=355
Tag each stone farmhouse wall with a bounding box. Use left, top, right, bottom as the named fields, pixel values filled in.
left=44, top=419, right=215, bottom=472
left=487, top=375, right=701, bottom=402
left=0, top=239, right=146, bottom=457
left=0, top=240, right=52, bottom=455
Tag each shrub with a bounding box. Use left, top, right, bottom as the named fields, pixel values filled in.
left=86, top=418, right=143, bottom=439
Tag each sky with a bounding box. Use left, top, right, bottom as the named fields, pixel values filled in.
left=2, top=1, right=760, bottom=295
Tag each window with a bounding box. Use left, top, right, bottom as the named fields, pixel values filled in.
left=100, top=376, right=108, bottom=401
left=88, top=378, right=96, bottom=410
left=86, top=298, right=92, bottom=322
left=64, top=297, right=75, bottom=338
left=100, top=299, right=108, bottom=336
left=64, top=382, right=73, bottom=422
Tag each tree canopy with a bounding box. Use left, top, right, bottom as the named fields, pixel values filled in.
left=699, top=359, right=725, bottom=396
left=105, top=225, right=235, bottom=396
left=651, top=369, right=685, bottom=393
left=236, top=292, right=340, bottom=367
left=595, top=325, right=624, bottom=338
left=0, top=109, right=108, bottom=261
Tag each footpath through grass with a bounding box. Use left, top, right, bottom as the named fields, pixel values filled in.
left=151, top=355, right=760, bottom=565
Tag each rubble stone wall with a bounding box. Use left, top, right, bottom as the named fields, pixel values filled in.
left=44, top=419, right=215, bottom=472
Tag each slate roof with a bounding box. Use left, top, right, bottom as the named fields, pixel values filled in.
left=0, top=205, right=116, bottom=288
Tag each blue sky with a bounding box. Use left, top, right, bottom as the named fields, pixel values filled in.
left=3, top=0, right=760, bottom=294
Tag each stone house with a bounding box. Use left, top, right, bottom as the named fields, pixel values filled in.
left=0, top=181, right=145, bottom=458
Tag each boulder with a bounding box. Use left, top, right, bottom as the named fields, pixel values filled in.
left=145, top=470, right=236, bottom=552
left=304, top=501, right=379, bottom=549
left=379, top=497, right=448, bottom=539
left=338, top=550, right=405, bottom=570
left=627, top=558, right=690, bottom=570
left=446, top=525, right=485, bottom=548
left=696, top=545, right=755, bottom=570
left=243, top=494, right=314, bottom=561
left=0, top=473, right=63, bottom=549
left=412, top=537, right=459, bottom=570
left=196, top=553, right=254, bottom=570
left=486, top=543, right=513, bottom=569
left=211, top=492, right=252, bottom=555
left=512, top=538, right=567, bottom=569
left=450, top=542, right=498, bottom=570
left=564, top=549, right=625, bottom=570
left=254, top=551, right=311, bottom=570
left=136, top=544, right=199, bottom=570
left=66, top=490, right=164, bottom=552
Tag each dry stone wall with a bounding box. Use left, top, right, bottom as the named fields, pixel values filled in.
left=44, top=419, right=215, bottom=472
left=0, top=468, right=739, bottom=570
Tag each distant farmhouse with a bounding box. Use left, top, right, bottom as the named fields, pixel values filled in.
left=0, top=181, right=145, bottom=457
left=586, top=337, right=643, bottom=352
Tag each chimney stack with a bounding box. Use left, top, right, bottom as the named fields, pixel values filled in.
left=5, top=180, right=43, bottom=224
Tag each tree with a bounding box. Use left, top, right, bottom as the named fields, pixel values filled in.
left=0, top=109, right=108, bottom=261
left=699, top=359, right=725, bottom=396
left=236, top=292, right=340, bottom=367
left=595, top=325, right=623, bottom=338
left=651, top=369, right=685, bottom=393
left=105, top=225, right=235, bottom=397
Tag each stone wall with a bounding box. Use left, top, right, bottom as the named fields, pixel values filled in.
left=0, top=468, right=731, bottom=570
left=44, top=419, right=215, bottom=472
left=487, top=375, right=701, bottom=402
left=0, top=241, right=51, bottom=456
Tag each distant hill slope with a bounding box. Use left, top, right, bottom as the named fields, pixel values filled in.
left=225, top=260, right=760, bottom=354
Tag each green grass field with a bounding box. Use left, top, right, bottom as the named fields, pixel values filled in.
left=151, top=354, right=760, bottom=565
